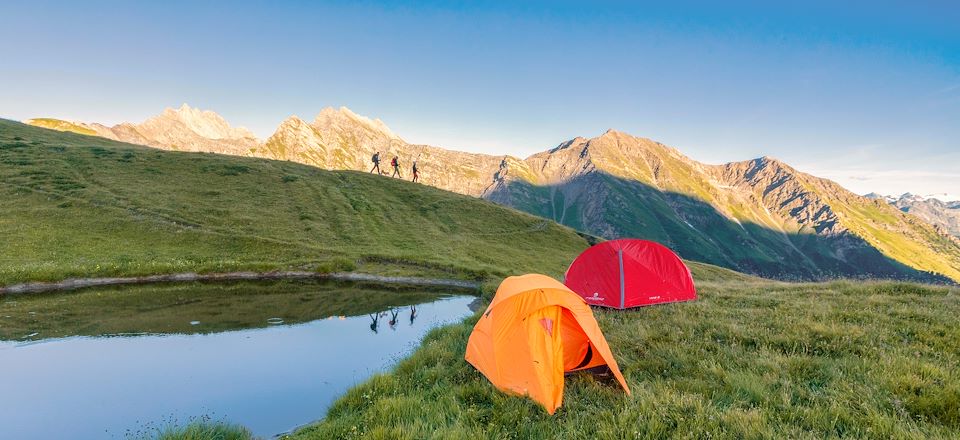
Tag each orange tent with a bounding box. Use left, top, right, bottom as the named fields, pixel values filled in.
left=465, top=274, right=631, bottom=414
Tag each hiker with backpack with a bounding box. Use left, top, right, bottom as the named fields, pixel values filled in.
left=370, top=151, right=381, bottom=174
left=391, top=155, right=401, bottom=178
left=412, top=160, right=420, bottom=183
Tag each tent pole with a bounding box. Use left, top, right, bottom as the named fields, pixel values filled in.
left=618, top=249, right=625, bottom=309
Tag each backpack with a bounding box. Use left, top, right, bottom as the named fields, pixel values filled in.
left=372, top=153, right=379, bottom=163
left=391, top=157, right=398, bottom=167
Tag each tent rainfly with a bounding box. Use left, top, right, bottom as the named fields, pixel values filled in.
left=465, top=274, right=630, bottom=414
left=564, top=239, right=696, bottom=309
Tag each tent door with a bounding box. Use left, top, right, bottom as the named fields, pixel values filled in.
left=525, top=306, right=565, bottom=412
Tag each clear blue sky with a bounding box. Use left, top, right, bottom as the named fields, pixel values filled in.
left=2, top=0, right=958, bottom=197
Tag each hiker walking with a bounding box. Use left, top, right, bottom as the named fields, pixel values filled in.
left=390, top=155, right=402, bottom=178
left=412, top=160, right=420, bottom=183
left=370, top=151, right=381, bottom=174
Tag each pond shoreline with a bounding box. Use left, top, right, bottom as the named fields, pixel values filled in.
left=0, top=271, right=480, bottom=296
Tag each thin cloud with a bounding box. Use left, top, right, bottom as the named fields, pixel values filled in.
left=841, top=169, right=960, bottom=180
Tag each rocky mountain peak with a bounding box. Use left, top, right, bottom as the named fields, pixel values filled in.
left=312, top=106, right=401, bottom=142
left=155, top=103, right=257, bottom=141
left=755, top=155, right=787, bottom=168
left=277, top=115, right=309, bottom=128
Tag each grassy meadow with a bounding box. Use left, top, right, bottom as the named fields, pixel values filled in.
left=289, top=278, right=960, bottom=439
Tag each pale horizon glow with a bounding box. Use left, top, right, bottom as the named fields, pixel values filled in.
left=1, top=1, right=957, bottom=197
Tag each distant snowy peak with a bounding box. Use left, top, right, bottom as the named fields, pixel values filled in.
left=864, top=192, right=898, bottom=203
left=919, top=192, right=960, bottom=203
left=866, top=192, right=960, bottom=204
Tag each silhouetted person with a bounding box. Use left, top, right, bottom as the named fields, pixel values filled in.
left=409, top=305, right=417, bottom=325
left=389, top=308, right=399, bottom=330
left=370, top=151, right=381, bottom=174
left=369, top=313, right=380, bottom=333
left=390, top=156, right=401, bottom=178
left=412, top=161, right=420, bottom=182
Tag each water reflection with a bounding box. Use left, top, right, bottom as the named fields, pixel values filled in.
left=0, top=279, right=471, bottom=340
left=388, top=308, right=399, bottom=330
left=0, top=280, right=476, bottom=439
left=369, top=312, right=380, bottom=333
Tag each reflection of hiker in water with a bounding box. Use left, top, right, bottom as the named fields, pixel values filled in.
left=389, top=308, right=399, bottom=330
left=390, top=156, right=402, bottom=178
left=370, top=151, right=381, bottom=174
left=369, top=313, right=380, bottom=333
left=409, top=305, right=417, bottom=325
left=411, top=161, right=420, bottom=183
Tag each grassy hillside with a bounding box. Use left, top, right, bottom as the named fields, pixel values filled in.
left=290, top=279, right=960, bottom=439
left=0, top=119, right=591, bottom=286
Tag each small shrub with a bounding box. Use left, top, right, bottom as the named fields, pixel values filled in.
left=2, top=158, right=33, bottom=166
left=316, top=258, right=357, bottom=274
left=89, top=146, right=114, bottom=157
left=202, top=164, right=252, bottom=176
left=0, top=141, right=29, bottom=150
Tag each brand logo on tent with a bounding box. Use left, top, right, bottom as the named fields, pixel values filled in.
left=585, top=292, right=605, bottom=302
left=539, top=318, right=554, bottom=336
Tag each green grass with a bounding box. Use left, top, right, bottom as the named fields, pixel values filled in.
left=287, top=279, right=960, bottom=439
left=0, top=119, right=590, bottom=286
left=131, top=417, right=254, bottom=440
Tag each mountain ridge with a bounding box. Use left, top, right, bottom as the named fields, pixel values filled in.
left=866, top=193, right=960, bottom=238
left=23, top=106, right=960, bottom=283
left=27, top=104, right=259, bottom=155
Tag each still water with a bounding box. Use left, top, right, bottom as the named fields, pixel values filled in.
left=0, top=280, right=475, bottom=439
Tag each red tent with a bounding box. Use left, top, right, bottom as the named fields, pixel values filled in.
left=564, top=239, right=696, bottom=309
